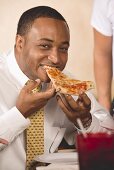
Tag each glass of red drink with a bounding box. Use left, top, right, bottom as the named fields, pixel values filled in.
left=76, top=133, right=114, bottom=170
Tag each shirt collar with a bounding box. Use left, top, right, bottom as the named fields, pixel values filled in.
left=6, top=49, right=29, bottom=86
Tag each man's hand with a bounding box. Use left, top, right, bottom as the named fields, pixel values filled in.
left=56, top=92, right=92, bottom=129
left=16, top=79, right=55, bottom=118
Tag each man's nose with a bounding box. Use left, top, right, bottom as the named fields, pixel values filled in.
left=48, top=50, right=60, bottom=64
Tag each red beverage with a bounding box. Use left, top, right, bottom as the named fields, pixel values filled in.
left=76, top=133, right=114, bottom=170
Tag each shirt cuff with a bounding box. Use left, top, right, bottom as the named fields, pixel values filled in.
left=74, top=115, right=100, bottom=133
left=0, top=106, right=30, bottom=142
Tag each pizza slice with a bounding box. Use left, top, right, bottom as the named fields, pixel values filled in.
left=44, top=66, right=94, bottom=95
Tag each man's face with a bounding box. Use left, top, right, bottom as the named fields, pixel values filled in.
left=15, top=17, right=70, bottom=82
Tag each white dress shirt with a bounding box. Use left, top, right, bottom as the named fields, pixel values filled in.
left=0, top=50, right=114, bottom=170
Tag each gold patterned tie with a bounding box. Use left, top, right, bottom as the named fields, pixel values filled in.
left=26, top=85, right=44, bottom=170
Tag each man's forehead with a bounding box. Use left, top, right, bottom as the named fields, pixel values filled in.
left=26, top=17, right=70, bottom=43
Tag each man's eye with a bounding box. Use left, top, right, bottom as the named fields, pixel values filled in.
left=59, top=47, right=68, bottom=52
left=39, top=44, right=50, bottom=49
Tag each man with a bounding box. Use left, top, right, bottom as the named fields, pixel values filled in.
left=0, top=6, right=114, bottom=170
left=91, top=0, right=114, bottom=112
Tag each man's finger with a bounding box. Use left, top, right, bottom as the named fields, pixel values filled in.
left=64, top=95, right=79, bottom=111
left=56, top=93, right=71, bottom=111
left=34, top=87, right=55, bottom=100
left=23, top=79, right=41, bottom=92
left=56, top=95, right=71, bottom=115
left=79, top=93, right=91, bottom=107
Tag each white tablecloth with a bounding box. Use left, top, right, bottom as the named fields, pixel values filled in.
left=35, top=150, right=79, bottom=170
left=36, top=164, right=79, bottom=170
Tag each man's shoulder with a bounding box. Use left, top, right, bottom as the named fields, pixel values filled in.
left=0, top=50, right=13, bottom=70
left=0, top=54, right=7, bottom=70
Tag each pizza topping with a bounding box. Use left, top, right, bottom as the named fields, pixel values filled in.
left=44, top=65, right=94, bottom=95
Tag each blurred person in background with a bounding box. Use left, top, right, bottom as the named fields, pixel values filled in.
left=91, top=0, right=114, bottom=114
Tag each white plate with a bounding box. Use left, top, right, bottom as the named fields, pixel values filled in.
left=34, top=152, right=78, bottom=165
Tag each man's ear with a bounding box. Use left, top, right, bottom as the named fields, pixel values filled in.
left=15, top=34, right=25, bottom=52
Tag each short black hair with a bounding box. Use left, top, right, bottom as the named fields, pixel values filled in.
left=17, top=6, right=68, bottom=35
